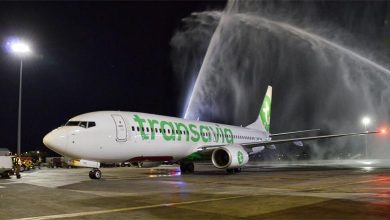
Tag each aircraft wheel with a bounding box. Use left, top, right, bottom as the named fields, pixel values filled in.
left=226, top=168, right=242, bottom=174
left=180, top=163, right=187, bottom=173
left=187, top=162, right=194, bottom=173
left=89, top=170, right=95, bottom=179
left=89, top=169, right=101, bottom=179
left=180, top=162, right=194, bottom=174
left=226, top=168, right=235, bottom=174
left=93, top=169, right=102, bottom=179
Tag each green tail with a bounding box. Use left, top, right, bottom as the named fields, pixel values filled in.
left=246, top=86, right=272, bottom=132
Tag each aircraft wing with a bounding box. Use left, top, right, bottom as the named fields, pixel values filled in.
left=197, top=131, right=381, bottom=152
left=242, top=131, right=380, bottom=148
left=270, top=129, right=320, bottom=137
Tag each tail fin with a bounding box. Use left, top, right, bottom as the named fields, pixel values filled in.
left=246, top=86, right=272, bottom=132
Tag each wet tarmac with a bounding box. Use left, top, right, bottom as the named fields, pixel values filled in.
left=1, top=162, right=390, bottom=219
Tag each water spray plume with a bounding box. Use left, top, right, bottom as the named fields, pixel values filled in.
left=172, top=1, right=390, bottom=158
left=236, top=14, right=390, bottom=76
left=184, top=12, right=390, bottom=120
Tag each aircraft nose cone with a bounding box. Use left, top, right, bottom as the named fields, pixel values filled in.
left=43, top=130, right=68, bottom=154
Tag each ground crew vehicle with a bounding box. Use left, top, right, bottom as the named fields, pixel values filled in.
left=47, top=157, right=64, bottom=168
left=20, top=157, right=34, bottom=171
left=0, top=156, right=14, bottom=178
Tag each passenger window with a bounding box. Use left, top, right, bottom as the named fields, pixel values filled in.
left=155, top=128, right=158, bottom=133
left=146, top=127, right=149, bottom=132
left=132, top=126, right=135, bottom=131
left=137, top=127, right=140, bottom=132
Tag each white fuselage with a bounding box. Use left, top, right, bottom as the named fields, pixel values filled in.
left=43, top=111, right=268, bottom=163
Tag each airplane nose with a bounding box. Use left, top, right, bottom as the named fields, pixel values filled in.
left=43, top=130, right=68, bottom=153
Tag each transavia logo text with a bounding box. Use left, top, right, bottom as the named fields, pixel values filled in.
left=133, top=114, right=234, bottom=144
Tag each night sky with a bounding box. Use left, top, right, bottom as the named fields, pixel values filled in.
left=0, top=1, right=226, bottom=154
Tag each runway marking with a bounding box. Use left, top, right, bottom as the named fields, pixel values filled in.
left=12, top=195, right=247, bottom=220
left=300, top=176, right=390, bottom=192
left=0, top=182, right=23, bottom=185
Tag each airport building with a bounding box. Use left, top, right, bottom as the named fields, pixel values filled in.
left=0, top=148, right=11, bottom=156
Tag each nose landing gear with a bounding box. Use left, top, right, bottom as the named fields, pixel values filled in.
left=89, top=168, right=102, bottom=179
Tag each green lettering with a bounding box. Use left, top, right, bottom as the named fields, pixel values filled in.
left=133, top=114, right=148, bottom=140
left=161, top=121, right=175, bottom=141
left=218, top=128, right=224, bottom=143
left=208, top=127, right=219, bottom=142
left=147, top=119, right=158, bottom=140
left=175, top=122, right=189, bottom=141
left=189, top=124, right=200, bottom=142
left=224, top=128, right=233, bottom=143
left=200, top=125, right=210, bottom=142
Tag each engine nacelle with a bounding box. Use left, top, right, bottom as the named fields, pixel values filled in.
left=211, top=144, right=249, bottom=169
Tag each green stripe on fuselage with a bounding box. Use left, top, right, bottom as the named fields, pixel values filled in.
left=184, top=152, right=209, bottom=161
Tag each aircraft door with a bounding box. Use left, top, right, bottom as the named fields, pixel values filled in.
left=112, top=115, right=127, bottom=142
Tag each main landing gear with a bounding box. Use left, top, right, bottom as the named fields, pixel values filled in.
left=89, top=168, right=102, bottom=179
left=180, top=161, right=194, bottom=174
left=226, top=168, right=241, bottom=174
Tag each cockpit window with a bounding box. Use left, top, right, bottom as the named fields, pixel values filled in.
left=79, top=122, right=87, bottom=128
left=65, top=121, right=96, bottom=128
left=65, top=121, right=80, bottom=126
left=88, top=122, right=96, bottom=128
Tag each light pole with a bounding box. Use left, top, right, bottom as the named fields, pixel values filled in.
left=361, top=116, right=371, bottom=159
left=9, top=40, right=32, bottom=157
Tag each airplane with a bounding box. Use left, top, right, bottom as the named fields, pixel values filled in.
left=43, top=86, right=383, bottom=179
